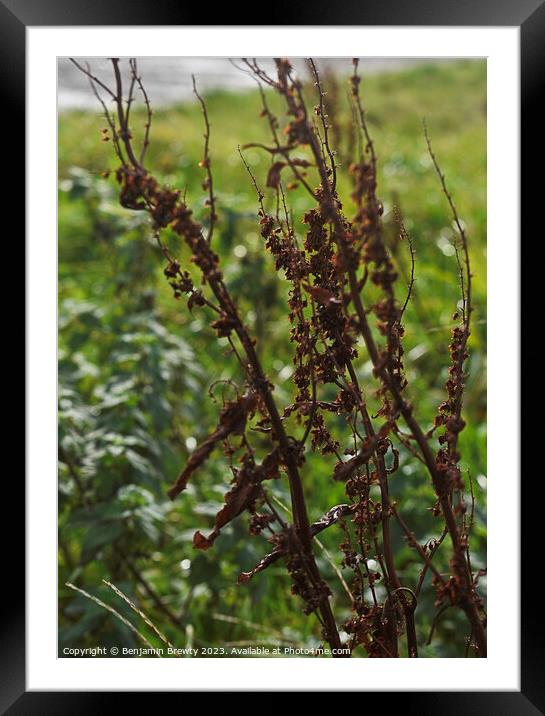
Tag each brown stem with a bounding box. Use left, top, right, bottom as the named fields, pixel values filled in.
left=222, top=294, right=344, bottom=653
left=80, top=58, right=345, bottom=657
left=111, top=59, right=140, bottom=168
left=275, top=63, right=485, bottom=657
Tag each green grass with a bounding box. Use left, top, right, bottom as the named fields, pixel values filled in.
left=58, top=59, right=486, bottom=658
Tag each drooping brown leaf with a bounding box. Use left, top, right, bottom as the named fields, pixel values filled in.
left=167, top=391, right=257, bottom=500
left=310, top=504, right=352, bottom=536
left=193, top=455, right=262, bottom=550
left=333, top=441, right=375, bottom=482
left=303, top=283, right=342, bottom=308
left=238, top=504, right=352, bottom=583
left=237, top=545, right=284, bottom=583
left=193, top=449, right=280, bottom=550
left=266, top=158, right=312, bottom=189
left=266, top=161, right=287, bottom=189
left=260, top=448, right=280, bottom=480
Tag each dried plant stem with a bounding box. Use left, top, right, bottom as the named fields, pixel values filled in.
left=70, top=56, right=486, bottom=660
left=72, top=58, right=343, bottom=657
left=65, top=582, right=161, bottom=655
left=102, top=579, right=175, bottom=649
left=258, top=57, right=485, bottom=657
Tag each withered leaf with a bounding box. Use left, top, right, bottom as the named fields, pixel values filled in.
left=310, top=504, right=352, bottom=536
left=266, top=161, right=287, bottom=189
left=167, top=391, right=257, bottom=500
left=333, top=441, right=375, bottom=482
left=266, top=158, right=312, bottom=189
left=261, top=448, right=280, bottom=480
left=238, top=504, right=352, bottom=584
left=238, top=545, right=284, bottom=583
left=303, top=283, right=342, bottom=308
left=193, top=455, right=262, bottom=550
left=193, top=449, right=280, bottom=550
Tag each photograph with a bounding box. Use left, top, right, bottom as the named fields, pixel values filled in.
left=57, top=56, right=487, bottom=660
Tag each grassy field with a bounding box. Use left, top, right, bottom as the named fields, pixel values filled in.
left=58, top=59, right=486, bottom=657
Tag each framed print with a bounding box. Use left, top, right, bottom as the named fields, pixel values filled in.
left=5, top=0, right=539, bottom=708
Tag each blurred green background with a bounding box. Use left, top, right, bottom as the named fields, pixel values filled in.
left=58, top=59, right=486, bottom=657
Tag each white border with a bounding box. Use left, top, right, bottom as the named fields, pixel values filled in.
left=28, top=27, right=519, bottom=691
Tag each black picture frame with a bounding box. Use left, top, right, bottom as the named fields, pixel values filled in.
left=7, top=0, right=537, bottom=709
